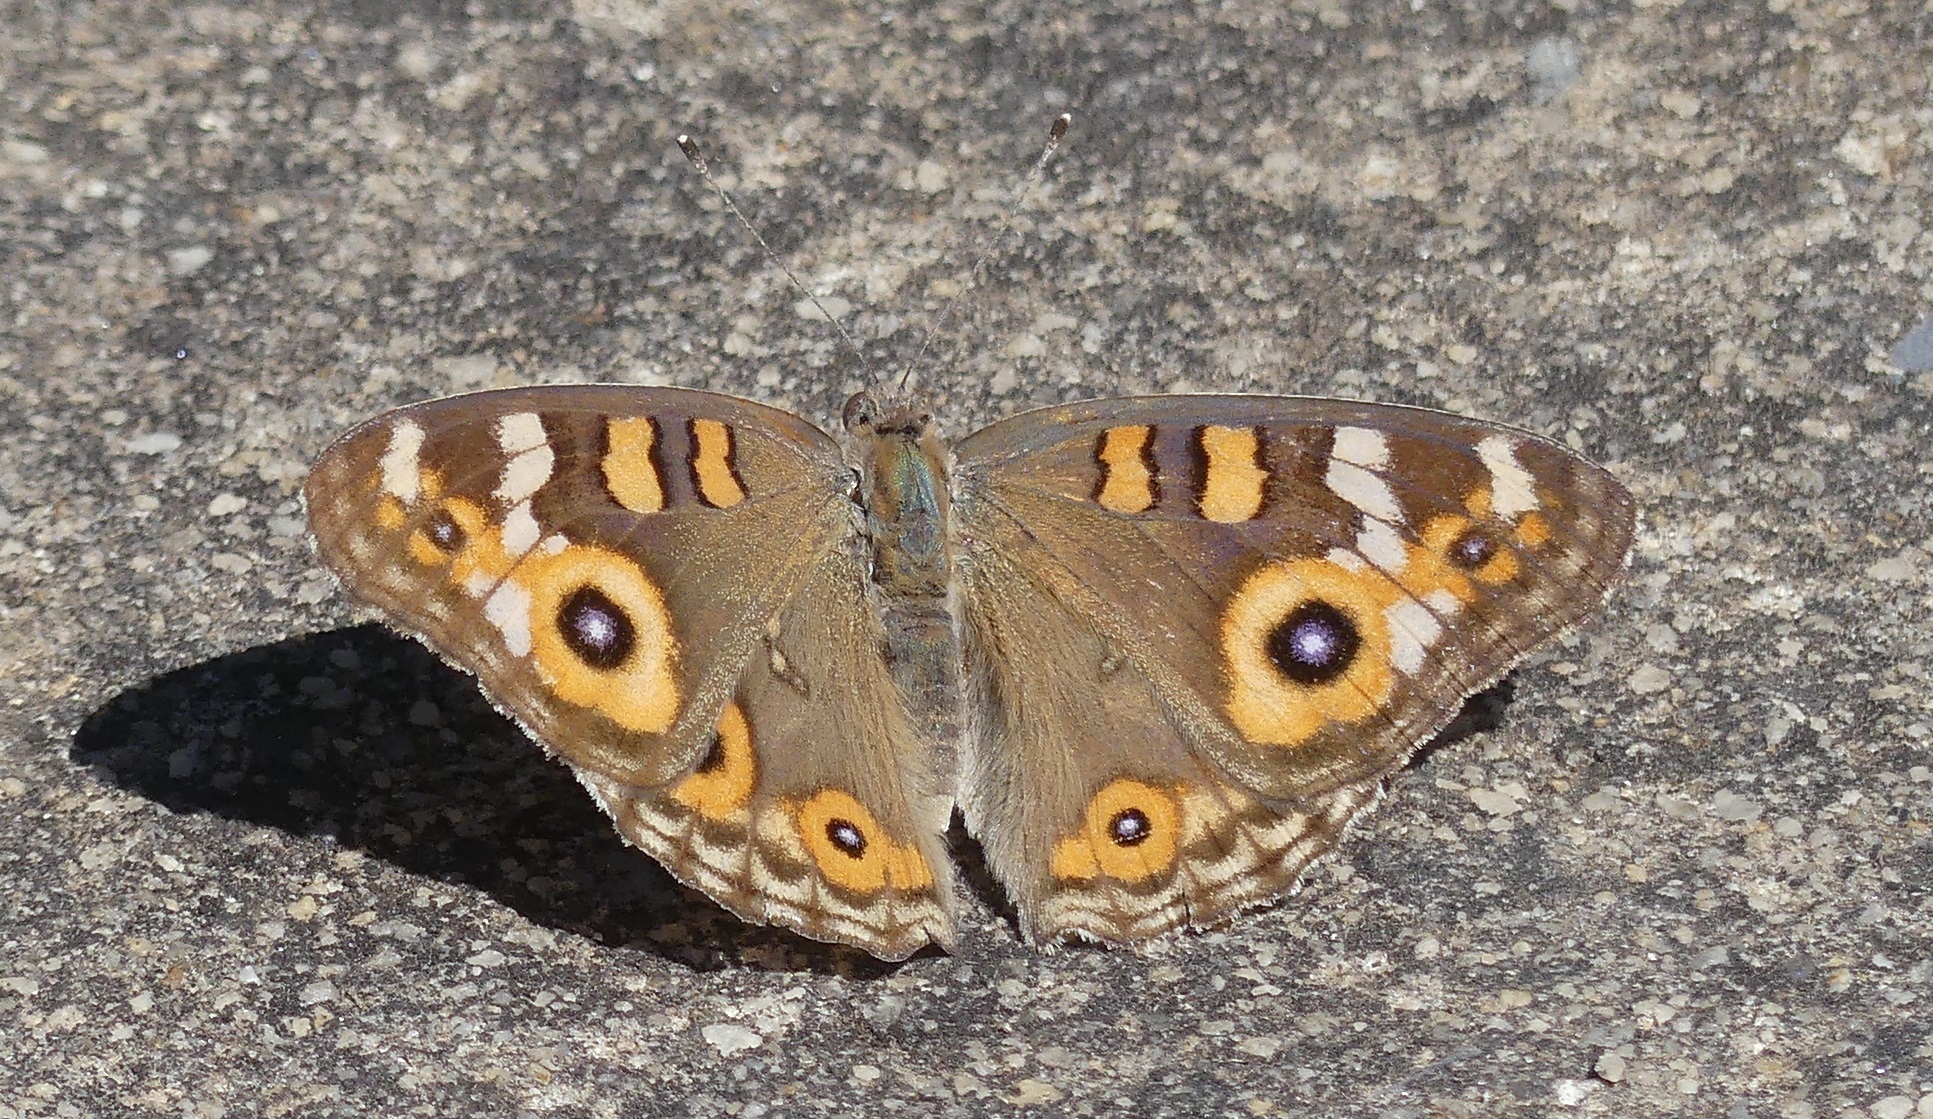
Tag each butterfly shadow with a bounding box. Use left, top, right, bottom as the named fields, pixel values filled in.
left=69, top=624, right=907, bottom=978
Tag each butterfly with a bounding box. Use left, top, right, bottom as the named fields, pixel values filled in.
left=304, top=377, right=1635, bottom=959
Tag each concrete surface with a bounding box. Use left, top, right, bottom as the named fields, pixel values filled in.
left=2, top=0, right=1929, bottom=1115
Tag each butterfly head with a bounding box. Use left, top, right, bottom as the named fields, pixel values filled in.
left=842, top=390, right=932, bottom=439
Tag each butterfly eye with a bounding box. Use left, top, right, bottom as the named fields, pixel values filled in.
left=1264, top=600, right=1360, bottom=686
left=842, top=391, right=878, bottom=432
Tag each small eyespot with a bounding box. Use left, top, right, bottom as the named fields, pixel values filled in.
left=1264, top=600, right=1360, bottom=686
left=1108, top=807, right=1153, bottom=847
left=425, top=507, right=467, bottom=552
left=557, top=585, right=635, bottom=670
left=1449, top=527, right=1498, bottom=569
left=825, top=817, right=867, bottom=858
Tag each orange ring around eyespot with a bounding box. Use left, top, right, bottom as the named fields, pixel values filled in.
left=375, top=496, right=407, bottom=531
left=1220, top=557, right=1398, bottom=748
left=671, top=702, right=756, bottom=821
left=406, top=495, right=487, bottom=569
left=1049, top=778, right=1184, bottom=884
left=793, top=789, right=934, bottom=894
left=520, top=544, right=680, bottom=734
left=1421, top=513, right=1519, bottom=587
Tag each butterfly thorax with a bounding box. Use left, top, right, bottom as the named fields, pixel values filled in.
left=843, top=390, right=964, bottom=762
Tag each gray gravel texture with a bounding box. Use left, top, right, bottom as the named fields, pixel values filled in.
left=3, top=0, right=1930, bottom=1116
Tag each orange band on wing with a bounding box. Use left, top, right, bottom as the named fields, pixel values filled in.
left=689, top=419, right=746, bottom=508
left=602, top=417, right=665, bottom=513
left=1195, top=425, right=1266, bottom=523
left=1095, top=425, right=1156, bottom=514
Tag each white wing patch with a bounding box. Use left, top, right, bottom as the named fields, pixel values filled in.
left=379, top=420, right=426, bottom=502
left=1477, top=435, right=1540, bottom=517
left=1325, top=459, right=1403, bottom=525
left=484, top=579, right=535, bottom=657
left=1356, top=518, right=1409, bottom=575
left=1384, top=597, right=1444, bottom=675
left=500, top=501, right=541, bottom=558
left=1331, top=426, right=1391, bottom=470
left=1423, top=588, right=1464, bottom=618
left=495, top=412, right=555, bottom=504
left=495, top=412, right=549, bottom=454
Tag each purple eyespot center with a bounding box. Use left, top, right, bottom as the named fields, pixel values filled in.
left=558, top=585, right=635, bottom=670
left=1264, top=599, right=1360, bottom=686
left=1109, top=807, right=1153, bottom=847
left=826, top=817, right=867, bottom=858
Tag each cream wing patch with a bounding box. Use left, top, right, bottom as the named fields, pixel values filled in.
left=1477, top=435, right=1540, bottom=517
left=1325, top=428, right=1401, bottom=525
left=1356, top=517, right=1409, bottom=574
left=1331, top=426, right=1391, bottom=471
left=495, top=412, right=555, bottom=505
left=379, top=420, right=426, bottom=502
left=500, top=501, right=542, bottom=558
left=484, top=579, right=535, bottom=657
left=1325, top=459, right=1402, bottom=524
left=1383, top=597, right=1444, bottom=674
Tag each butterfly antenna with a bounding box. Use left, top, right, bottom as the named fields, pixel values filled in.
left=895, top=112, right=1072, bottom=394
left=677, top=134, right=872, bottom=372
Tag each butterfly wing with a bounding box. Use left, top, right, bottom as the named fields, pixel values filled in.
left=950, top=395, right=1634, bottom=945
left=306, top=386, right=952, bottom=958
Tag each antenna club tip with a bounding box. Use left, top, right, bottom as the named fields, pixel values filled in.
left=1050, top=113, right=1071, bottom=140
left=677, top=134, right=704, bottom=164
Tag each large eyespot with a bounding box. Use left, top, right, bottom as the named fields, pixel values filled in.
left=1220, top=558, right=1396, bottom=747
left=1264, top=599, right=1361, bottom=685
left=557, top=585, right=635, bottom=669
left=671, top=702, right=756, bottom=821
left=792, top=789, right=934, bottom=894
left=514, top=544, right=680, bottom=733
left=1050, top=778, right=1184, bottom=883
